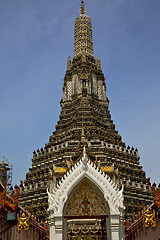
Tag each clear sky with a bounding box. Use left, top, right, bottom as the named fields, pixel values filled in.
left=0, top=0, right=160, bottom=187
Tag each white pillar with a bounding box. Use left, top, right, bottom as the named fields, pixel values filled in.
left=119, top=210, right=125, bottom=240
left=110, top=214, right=121, bottom=240
left=54, top=216, right=63, bottom=240
left=49, top=211, right=63, bottom=240
left=49, top=210, right=55, bottom=240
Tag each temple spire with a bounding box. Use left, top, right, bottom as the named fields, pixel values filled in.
left=80, top=0, right=86, bottom=14
left=74, top=0, right=94, bottom=58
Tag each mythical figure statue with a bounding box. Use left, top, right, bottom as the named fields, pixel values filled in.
left=17, top=212, right=30, bottom=231
left=47, top=188, right=55, bottom=211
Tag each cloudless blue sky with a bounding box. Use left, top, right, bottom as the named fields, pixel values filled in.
left=0, top=0, right=160, bottom=186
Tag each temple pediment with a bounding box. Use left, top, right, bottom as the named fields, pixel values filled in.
left=47, top=147, right=125, bottom=240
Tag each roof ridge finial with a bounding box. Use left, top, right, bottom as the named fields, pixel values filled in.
left=80, top=0, right=86, bottom=14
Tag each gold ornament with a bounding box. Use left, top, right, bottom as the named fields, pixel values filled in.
left=142, top=209, right=156, bottom=228
left=55, top=167, right=67, bottom=173
left=17, top=212, right=30, bottom=231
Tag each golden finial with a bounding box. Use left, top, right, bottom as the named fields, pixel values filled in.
left=80, top=0, right=86, bottom=14
left=2, top=156, right=5, bottom=165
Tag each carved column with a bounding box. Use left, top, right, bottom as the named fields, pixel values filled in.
left=54, top=216, right=63, bottom=240
left=110, top=212, right=122, bottom=240
left=49, top=210, right=55, bottom=240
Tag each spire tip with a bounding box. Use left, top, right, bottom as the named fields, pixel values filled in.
left=80, top=0, right=86, bottom=14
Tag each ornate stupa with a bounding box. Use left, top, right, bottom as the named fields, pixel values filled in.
left=18, top=1, right=153, bottom=220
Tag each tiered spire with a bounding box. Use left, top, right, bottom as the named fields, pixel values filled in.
left=74, top=0, right=94, bottom=57
left=18, top=1, right=153, bottom=222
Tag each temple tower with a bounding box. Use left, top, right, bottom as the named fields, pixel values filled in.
left=19, top=1, right=153, bottom=221
left=74, top=0, right=94, bottom=58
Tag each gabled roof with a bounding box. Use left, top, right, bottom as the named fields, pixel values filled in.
left=0, top=180, right=19, bottom=213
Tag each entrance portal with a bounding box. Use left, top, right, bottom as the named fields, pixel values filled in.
left=64, top=180, right=109, bottom=239
left=48, top=149, right=125, bottom=240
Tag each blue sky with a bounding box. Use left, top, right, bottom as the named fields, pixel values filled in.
left=0, top=0, right=160, bottom=186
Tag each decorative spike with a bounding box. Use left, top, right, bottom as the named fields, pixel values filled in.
left=67, top=56, right=71, bottom=71
left=153, top=182, right=156, bottom=187
left=97, top=56, right=101, bottom=70
left=80, top=0, right=86, bottom=14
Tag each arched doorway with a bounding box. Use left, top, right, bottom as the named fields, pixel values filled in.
left=63, top=178, right=109, bottom=239
left=48, top=147, right=125, bottom=240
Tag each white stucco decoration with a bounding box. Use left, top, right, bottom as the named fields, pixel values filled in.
left=48, top=147, right=124, bottom=215
left=48, top=147, right=125, bottom=240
